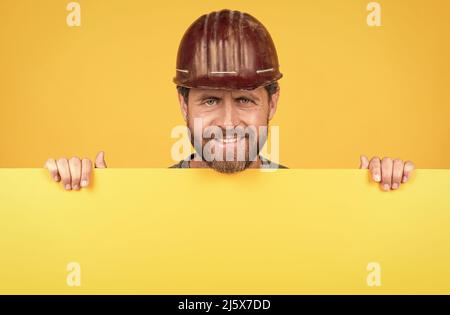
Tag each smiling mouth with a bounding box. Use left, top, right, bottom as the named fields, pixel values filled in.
left=213, top=136, right=246, bottom=144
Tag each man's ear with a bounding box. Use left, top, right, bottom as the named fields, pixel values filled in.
left=268, top=87, right=280, bottom=121
left=177, top=91, right=188, bottom=121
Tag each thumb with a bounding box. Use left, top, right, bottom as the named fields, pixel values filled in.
left=95, top=151, right=107, bottom=168
left=359, top=155, right=369, bottom=169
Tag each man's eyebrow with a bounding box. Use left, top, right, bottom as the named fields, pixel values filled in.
left=194, top=93, right=223, bottom=101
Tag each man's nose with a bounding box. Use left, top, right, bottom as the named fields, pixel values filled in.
left=216, top=101, right=240, bottom=128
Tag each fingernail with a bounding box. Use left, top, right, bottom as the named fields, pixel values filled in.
left=392, top=183, right=399, bottom=189
left=54, top=176, right=59, bottom=181
left=374, top=174, right=381, bottom=182
left=65, top=184, right=71, bottom=190
left=383, top=184, right=390, bottom=191
left=81, top=180, right=88, bottom=187
left=72, top=184, right=80, bottom=190
left=402, top=175, right=408, bottom=183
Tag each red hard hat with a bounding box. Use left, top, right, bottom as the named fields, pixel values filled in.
left=173, top=9, right=283, bottom=90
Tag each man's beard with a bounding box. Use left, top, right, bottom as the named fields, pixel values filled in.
left=209, top=159, right=252, bottom=174
left=188, top=121, right=268, bottom=174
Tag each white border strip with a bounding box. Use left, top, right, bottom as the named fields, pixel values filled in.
left=256, top=68, right=274, bottom=74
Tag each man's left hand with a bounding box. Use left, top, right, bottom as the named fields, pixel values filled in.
left=359, top=155, right=415, bottom=191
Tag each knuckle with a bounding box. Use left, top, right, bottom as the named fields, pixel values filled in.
left=69, top=168, right=80, bottom=177
left=369, top=159, right=380, bottom=167
left=382, top=168, right=392, bottom=178
left=70, top=156, right=81, bottom=163
left=369, top=165, right=379, bottom=172
left=393, top=170, right=402, bottom=179
left=71, top=169, right=80, bottom=177
left=370, top=159, right=380, bottom=167
left=57, top=157, right=67, bottom=164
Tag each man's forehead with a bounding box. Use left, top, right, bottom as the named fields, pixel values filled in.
left=191, top=87, right=264, bottom=98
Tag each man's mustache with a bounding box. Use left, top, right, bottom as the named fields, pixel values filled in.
left=200, top=126, right=256, bottom=141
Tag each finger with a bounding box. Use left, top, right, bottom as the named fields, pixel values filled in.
left=80, top=158, right=92, bottom=188
left=391, top=159, right=404, bottom=190
left=368, top=156, right=381, bottom=182
left=402, top=161, right=415, bottom=183
left=44, top=158, right=60, bottom=182
left=359, top=155, right=369, bottom=169
left=95, top=151, right=107, bottom=168
left=56, top=158, right=72, bottom=190
left=69, top=157, right=82, bottom=190
left=381, top=157, right=393, bottom=191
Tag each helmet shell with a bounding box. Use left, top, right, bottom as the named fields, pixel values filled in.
left=173, top=9, right=283, bottom=90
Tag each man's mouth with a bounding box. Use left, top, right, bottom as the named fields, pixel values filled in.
left=212, top=135, right=246, bottom=144
left=219, top=136, right=238, bottom=143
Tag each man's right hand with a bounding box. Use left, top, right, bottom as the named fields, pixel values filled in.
left=44, top=151, right=107, bottom=190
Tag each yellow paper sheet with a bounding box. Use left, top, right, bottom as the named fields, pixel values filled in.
left=0, top=168, right=449, bottom=294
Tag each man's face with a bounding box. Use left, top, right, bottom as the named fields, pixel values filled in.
left=178, top=86, right=279, bottom=173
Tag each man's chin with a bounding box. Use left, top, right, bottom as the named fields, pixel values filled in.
left=207, top=160, right=252, bottom=174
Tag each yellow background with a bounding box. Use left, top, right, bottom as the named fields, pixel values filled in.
left=0, top=0, right=449, bottom=168
left=1, top=168, right=450, bottom=294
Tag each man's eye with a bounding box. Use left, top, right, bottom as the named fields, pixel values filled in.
left=238, top=97, right=253, bottom=104
left=204, top=98, right=218, bottom=106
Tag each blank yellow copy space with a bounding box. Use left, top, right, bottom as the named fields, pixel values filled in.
left=0, top=169, right=449, bottom=294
